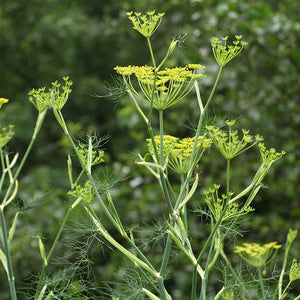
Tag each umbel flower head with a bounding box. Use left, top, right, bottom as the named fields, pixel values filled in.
left=167, top=136, right=212, bottom=174
left=147, top=135, right=212, bottom=174
left=258, top=143, right=286, bottom=165
left=289, top=259, right=300, bottom=283
left=28, top=77, right=72, bottom=111
left=77, top=144, right=105, bottom=167
left=211, top=35, right=248, bottom=67
left=115, top=64, right=205, bottom=110
left=126, top=11, right=165, bottom=38
left=234, top=241, right=281, bottom=268
left=204, top=184, right=254, bottom=223
left=68, top=180, right=94, bottom=204
left=206, top=120, right=263, bottom=160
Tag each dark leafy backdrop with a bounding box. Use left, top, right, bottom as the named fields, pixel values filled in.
left=0, top=0, right=299, bottom=299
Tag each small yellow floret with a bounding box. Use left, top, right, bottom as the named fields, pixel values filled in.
left=0, top=98, right=9, bottom=109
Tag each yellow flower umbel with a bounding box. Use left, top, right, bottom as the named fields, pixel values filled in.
left=147, top=135, right=212, bottom=174
left=115, top=64, right=205, bottom=110
left=168, top=136, right=212, bottom=174
left=234, top=242, right=281, bottom=268
left=126, top=11, right=165, bottom=38
left=147, top=135, right=179, bottom=164
left=211, top=35, right=247, bottom=67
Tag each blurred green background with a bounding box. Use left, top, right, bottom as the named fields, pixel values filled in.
left=1, top=0, right=299, bottom=299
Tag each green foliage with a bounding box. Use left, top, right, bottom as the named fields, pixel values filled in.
left=0, top=0, right=299, bottom=299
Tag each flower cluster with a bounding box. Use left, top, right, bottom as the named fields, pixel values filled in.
left=77, top=144, right=105, bottom=167
left=168, top=136, right=212, bottom=174
left=126, top=11, right=165, bottom=38
left=289, top=259, right=300, bottom=283
left=28, top=77, right=72, bottom=111
left=68, top=180, right=94, bottom=204
left=147, top=135, right=212, bottom=174
left=115, top=64, right=205, bottom=110
left=0, top=98, right=14, bottom=149
left=211, top=35, right=248, bottom=67
left=206, top=120, right=263, bottom=160
left=234, top=242, right=281, bottom=268
left=203, top=184, right=254, bottom=223
left=258, top=143, right=286, bottom=165
left=0, top=125, right=15, bottom=149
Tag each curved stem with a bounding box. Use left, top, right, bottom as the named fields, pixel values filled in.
left=3, top=110, right=47, bottom=204
left=0, top=109, right=47, bottom=300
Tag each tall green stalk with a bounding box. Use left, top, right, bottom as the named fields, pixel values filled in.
left=0, top=109, right=47, bottom=300
left=0, top=206, right=18, bottom=300
left=258, top=267, right=266, bottom=299
left=174, top=66, right=223, bottom=211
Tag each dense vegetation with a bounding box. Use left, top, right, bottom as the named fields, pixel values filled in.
left=0, top=0, right=299, bottom=299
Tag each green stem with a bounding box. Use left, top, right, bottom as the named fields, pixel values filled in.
left=191, top=265, right=198, bottom=300
left=200, top=236, right=217, bottom=300
left=47, top=206, right=72, bottom=263
left=158, top=279, right=169, bottom=300
left=159, top=234, right=172, bottom=276
left=258, top=267, right=266, bottom=300
left=159, top=66, right=224, bottom=298
left=196, top=203, right=228, bottom=264
left=147, top=37, right=156, bottom=69
left=200, top=277, right=207, bottom=300
left=278, top=236, right=292, bottom=299
left=0, top=149, right=6, bottom=193
left=3, top=110, right=47, bottom=204
left=34, top=203, right=74, bottom=298
left=53, top=109, right=162, bottom=291
left=220, top=249, right=249, bottom=300
left=147, top=37, right=158, bottom=124
left=158, top=110, right=173, bottom=213
left=174, top=66, right=223, bottom=211
left=181, top=175, right=188, bottom=232
left=0, top=109, right=47, bottom=300
left=278, top=282, right=291, bottom=300
left=159, top=110, right=164, bottom=166
left=226, top=159, right=231, bottom=200
left=199, top=160, right=231, bottom=298
left=0, top=206, right=18, bottom=300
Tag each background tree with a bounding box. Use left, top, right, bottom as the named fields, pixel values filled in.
left=0, top=0, right=299, bottom=299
